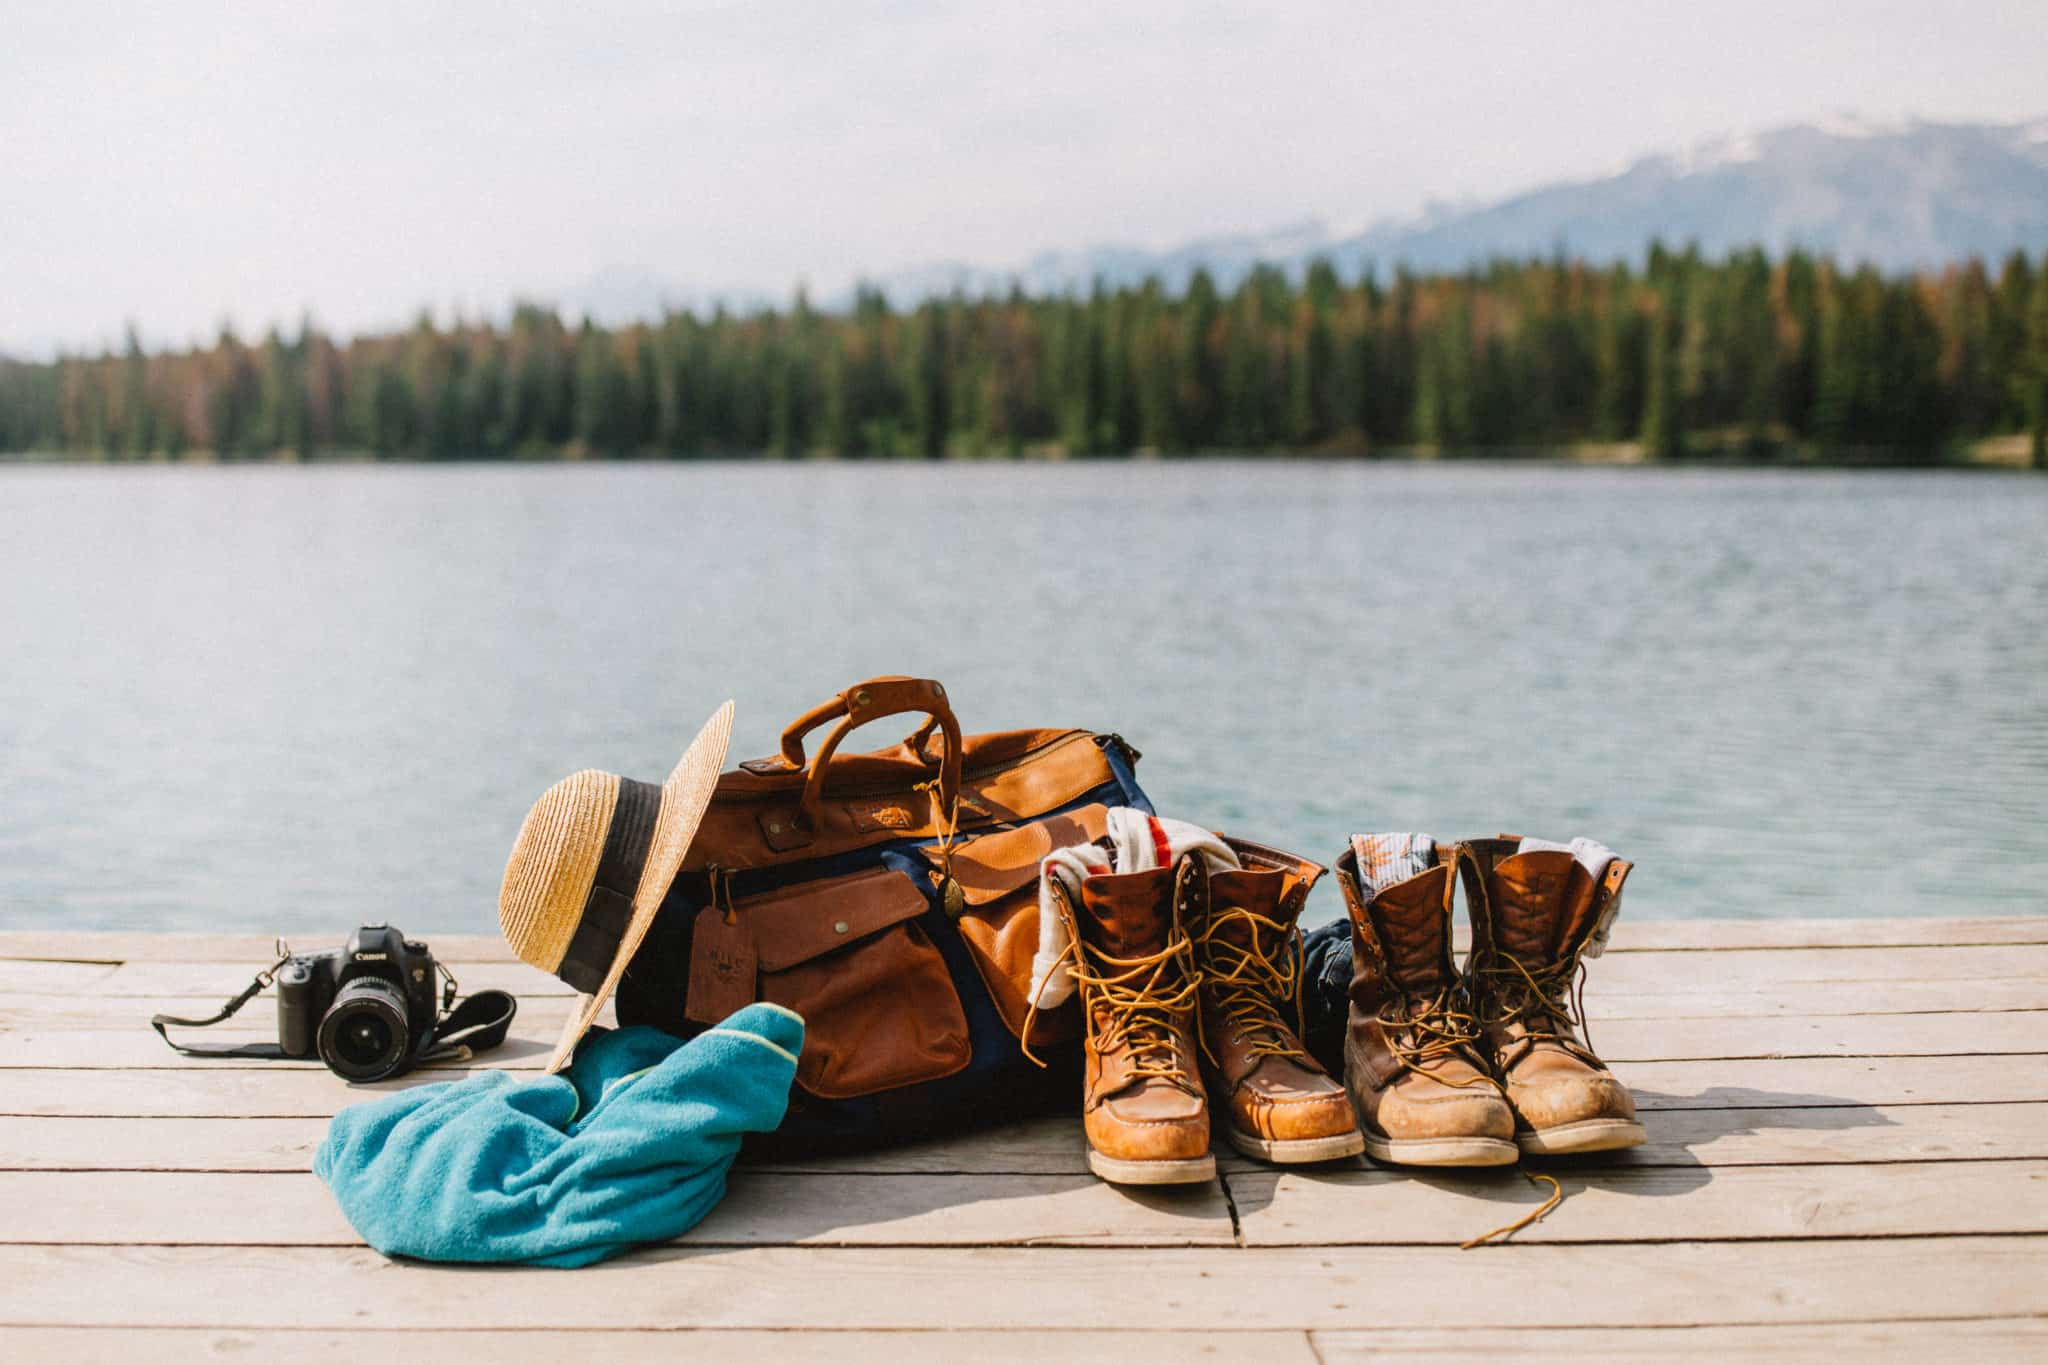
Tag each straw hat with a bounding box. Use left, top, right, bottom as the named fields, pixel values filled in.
left=500, top=701, right=734, bottom=1072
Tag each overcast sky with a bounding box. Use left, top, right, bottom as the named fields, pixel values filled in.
left=3, top=1, right=2044, bottom=355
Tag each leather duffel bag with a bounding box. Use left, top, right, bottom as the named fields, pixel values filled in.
left=615, top=675, right=1152, bottom=1150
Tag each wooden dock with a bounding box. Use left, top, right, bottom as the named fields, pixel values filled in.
left=2, top=918, right=2045, bottom=1361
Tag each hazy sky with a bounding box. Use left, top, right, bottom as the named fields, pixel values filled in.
left=4, top=1, right=2044, bottom=354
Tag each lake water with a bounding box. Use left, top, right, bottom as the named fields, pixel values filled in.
left=2, top=459, right=2044, bottom=937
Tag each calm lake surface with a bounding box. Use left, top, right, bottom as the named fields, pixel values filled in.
left=2, top=460, right=2044, bottom=935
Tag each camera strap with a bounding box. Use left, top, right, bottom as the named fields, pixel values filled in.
left=150, top=947, right=297, bottom=1059
left=152, top=945, right=520, bottom=1065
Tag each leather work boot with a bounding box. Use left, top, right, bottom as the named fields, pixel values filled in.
left=1335, top=839, right=1518, bottom=1167
left=1458, top=836, right=1646, bottom=1155
left=1191, top=857, right=1362, bottom=1163
left=1049, top=855, right=1215, bottom=1185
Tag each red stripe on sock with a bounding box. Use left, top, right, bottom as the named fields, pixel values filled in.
left=1148, top=816, right=1172, bottom=869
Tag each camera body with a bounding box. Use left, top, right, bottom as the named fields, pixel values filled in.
left=275, top=924, right=439, bottom=1081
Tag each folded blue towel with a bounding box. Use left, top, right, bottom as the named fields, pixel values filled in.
left=314, top=1002, right=802, bottom=1267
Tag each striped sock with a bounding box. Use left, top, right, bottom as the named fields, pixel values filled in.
left=1350, top=832, right=1439, bottom=900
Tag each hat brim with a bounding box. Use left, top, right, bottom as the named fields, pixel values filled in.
left=544, top=700, right=734, bottom=1073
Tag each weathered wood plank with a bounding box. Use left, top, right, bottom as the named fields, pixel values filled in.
left=12, top=943, right=2048, bottom=1001
left=0, top=1030, right=563, bottom=1069
left=0, top=1116, right=331, bottom=1172
left=4, top=1162, right=2035, bottom=1249
left=0, top=994, right=610, bottom=1034
left=80, top=959, right=567, bottom=998
left=0, top=1327, right=1320, bottom=1365
left=18, top=1008, right=2041, bottom=1071
left=1313, top=1321, right=2048, bottom=1362
left=1505, top=916, right=2048, bottom=951
left=14, top=975, right=2048, bottom=1033
left=0, top=1169, right=1235, bottom=1248
left=17, top=1103, right=2048, bottom=1175
left=0, top=962, right=117, bottom=993
left=0, top=933, right=521, bottom=964
left=2, top=1240, right=2044, bottom=1329
left=9, top=1052, right=2042, bottom=1118
left=1, top=919, right=2041, bottom=966
left=1224, top=1159, right=2048, bottom=1244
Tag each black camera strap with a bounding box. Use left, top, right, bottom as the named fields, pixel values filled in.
left=152, top=945, right=519, bottom=1066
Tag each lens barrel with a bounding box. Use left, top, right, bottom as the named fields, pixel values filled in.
left=315, top=975, right=413, bottom=1081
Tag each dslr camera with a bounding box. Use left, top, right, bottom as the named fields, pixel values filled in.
left=275, top=924, right=444, bottom=1081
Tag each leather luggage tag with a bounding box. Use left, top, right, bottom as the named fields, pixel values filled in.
left=685, top=906, right=759, bottom=1026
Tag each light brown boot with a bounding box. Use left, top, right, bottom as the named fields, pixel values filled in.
left=1049, top=855, right=1214, bottom=1185
left=1458, top=836, right=1646, bottom=1155
left=1192, top=853, right=1362, bottom=1164
left=1335, top=842, right=1518, bottom=1167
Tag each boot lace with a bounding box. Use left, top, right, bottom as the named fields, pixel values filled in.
left=1472, top=949, right=1598, bottom=1059
left=1374, top=985, right=1499, bottom=1091
left=1023, top=927, right=1200, bottom=1083
left=1194, top=905, right=1308, bottom=1065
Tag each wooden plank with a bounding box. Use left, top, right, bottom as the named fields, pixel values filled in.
left=6, top=1161, right=2037, bottom=1250
left=80, top=959, right=566, bottom=998
left=14, top=975, right=2048, bottom=1033
left=0, top=1029, right=564, bottom=1069
left=1585, top=978, right=2048, bottom=1017
left=1313, top=1321, right=2048, bottom=1362
left=0, top=1114, right=1095, bottom=1176
left=0, top=933, right=519, bottom=964
left=1571, top=944, right=2048, bottom=986
left=1225, top=1159, right=2048, bottom=1245
left=1618, top=1053, right=2048, bottom=1109
left=1, top=919, right=2041, bottom=965
left=17, top=1007, right=2042, bottom=1071
left=37, top=943, right=2047, bottom=1001
left=0, top=1116, right=330, bottom=1172
left=1, top=1240, right=2044, bottom=1329
left=0, top=1327, right=1321, bottom=1365
left=1223, top=1101, right=2048, bottom=1174
left=1592, top=1011, right=2048, bottom=1061
left=0, top=1169, right=1234, bottom=1248
left=10, top=1052, right=2044, bottom=1119
left=0, top=993, right=601, bottom=1032
left=1570, top=917, right=2048, bottom=951
left=19, top=1103, right=2048, bottom=1175
left=0, top=962, right=117, bottom=993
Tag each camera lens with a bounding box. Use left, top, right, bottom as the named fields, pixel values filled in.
left=316, top=976, right=413, bottom=1081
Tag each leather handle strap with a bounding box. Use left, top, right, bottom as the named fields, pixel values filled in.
left=776, top=676, right=963, bottom=831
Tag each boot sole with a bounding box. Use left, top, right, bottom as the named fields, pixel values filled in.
left=1518, top=1119, right=1648, bottom=1155
left=1223, top=1125, right=1365, bottom=1164
left=1086, top=1150, right=1217, bottom=1186
left=1360, top=1132, right=1521, bottom=1168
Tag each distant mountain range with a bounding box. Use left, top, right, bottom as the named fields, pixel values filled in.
left=555, top=115, right=2048, bottom=322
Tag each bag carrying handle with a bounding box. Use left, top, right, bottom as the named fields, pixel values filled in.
left=777, top=676, right=963, bottom=831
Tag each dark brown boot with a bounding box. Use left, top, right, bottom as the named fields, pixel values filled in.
left=1335, top=840, right=1518, bottom=1166
left=1191, top=848, right=1361, bottom=1164
left=1049, top=855, right=1214, bottom=1185
left=1458, top=836, right=1646, bottom=1155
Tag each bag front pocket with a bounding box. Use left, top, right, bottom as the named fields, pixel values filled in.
left=917, top=803, right=1108, bottom=1044
left=741, top=865, right=970, bottom=1099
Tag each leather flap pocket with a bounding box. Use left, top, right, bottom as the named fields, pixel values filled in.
left=743, top=866, right=930, bottom=972
left=918, top=803, right=1109, bottom=905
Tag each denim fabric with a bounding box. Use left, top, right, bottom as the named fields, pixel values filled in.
left=1299, top=919, right=1353, bottom=1077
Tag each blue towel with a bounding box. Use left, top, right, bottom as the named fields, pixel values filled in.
left=314, top=1002, right=802, bottom=1267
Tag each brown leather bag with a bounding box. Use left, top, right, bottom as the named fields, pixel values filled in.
left=614, top=675, right=1154, bottom=1149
